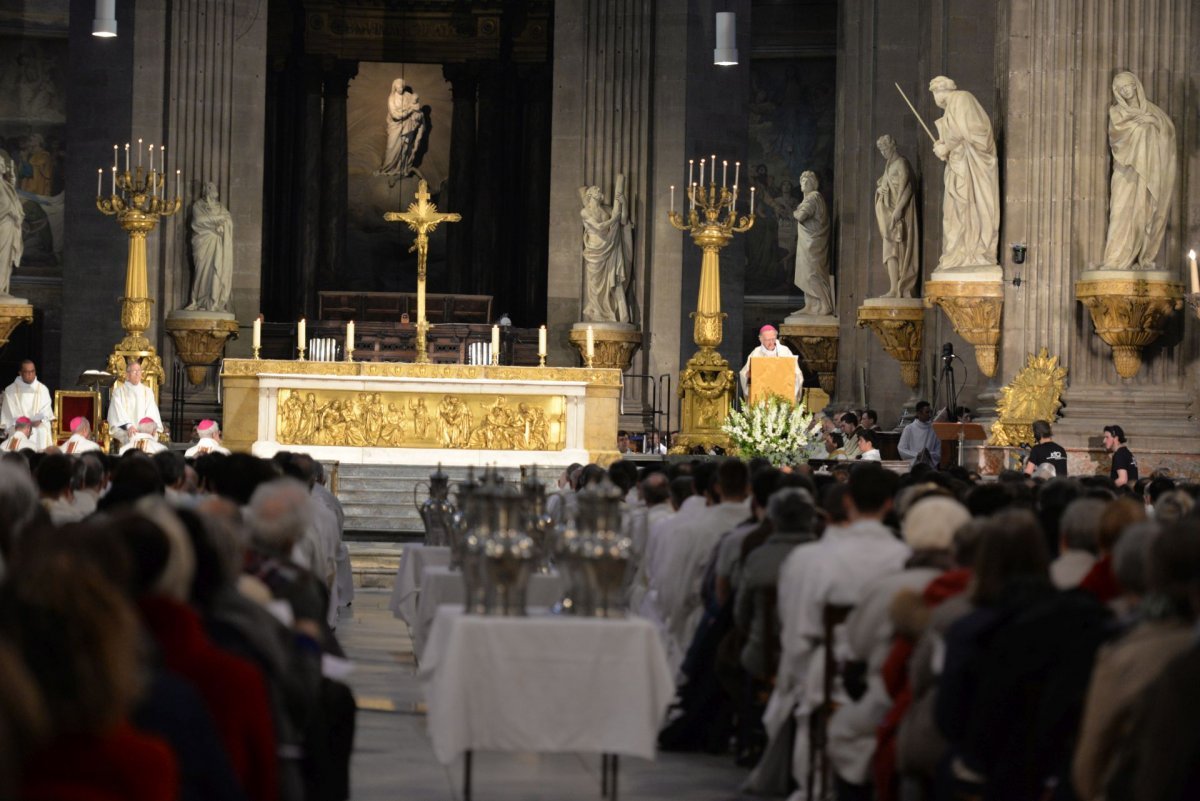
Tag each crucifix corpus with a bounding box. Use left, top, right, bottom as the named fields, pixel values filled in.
left=383, top=179, right=462, bottom=364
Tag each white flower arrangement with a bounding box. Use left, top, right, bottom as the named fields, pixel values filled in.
left=722, top=394, right=821, bottom=467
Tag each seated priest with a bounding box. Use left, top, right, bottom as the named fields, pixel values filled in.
left=1, top=359, right=55, bottom=451
left=62, top=416, right=102, bottom=455
left=738, top=324, right=803, bottom=399
left=107, top=360, right=163, bottom=445
left=119, top=417, right=168, bottom=455
left=1, top=416, right=36, bottom=452
left=185, top=419, right=231, bottom=458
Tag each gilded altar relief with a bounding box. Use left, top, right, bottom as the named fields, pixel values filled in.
left=276, top=388, right=565, bottom=451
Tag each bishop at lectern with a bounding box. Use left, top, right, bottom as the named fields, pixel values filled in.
left=739, top=324, right=803, bottom=400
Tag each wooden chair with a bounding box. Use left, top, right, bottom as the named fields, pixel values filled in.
left=807, top=603, right=854, bottom=801
left=53, top=390, right=108, bottom=452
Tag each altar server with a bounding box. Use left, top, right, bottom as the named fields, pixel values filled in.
left=185, top=419, right=231, bottom=458
left=107, top=360, right=163, bottom=445
left=62, top=416, right=102, bottom=454
left=1, top=359, right=54, bottom=450
left=1, top=416, right=35, bottom=452
left=119, top=417, right=167, bottom=455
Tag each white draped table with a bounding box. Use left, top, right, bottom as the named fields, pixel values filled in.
left=418, top=607, right=675, bottom=799
left=412, top=567, right=566, bottom=659
left=388, top=545, right=451, bottom=624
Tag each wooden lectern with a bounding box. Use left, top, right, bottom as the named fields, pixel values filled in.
left=933, top=421, right=988, bottom=468
left=748, top=356, right=798, bottom=404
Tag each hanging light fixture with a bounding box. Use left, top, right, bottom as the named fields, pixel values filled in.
left=93, top=0, right=118, bottom=37
left=714, top=11, right=737, bottom=66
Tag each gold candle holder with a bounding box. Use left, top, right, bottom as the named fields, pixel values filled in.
left=297, top=345, right=307, bottom=361
left=252, top=345, right=261, bottom=360
left=538, top=354, right=547, bottom=367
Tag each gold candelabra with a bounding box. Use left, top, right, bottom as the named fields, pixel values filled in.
left=96, top=143, right=182, bottom=399
left=668, top=159, right=754, bottom=453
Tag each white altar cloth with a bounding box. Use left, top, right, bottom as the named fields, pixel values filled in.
left=412, top=566, right=565, bottom=658
left=389, top=545, right=452, bottom=624
left=419, top=607, right=675, bottom=765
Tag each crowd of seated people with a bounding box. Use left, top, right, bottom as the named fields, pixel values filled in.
left=0, top=448, right=356, bottom=801
left=568, top=454, right=1200, bottom=801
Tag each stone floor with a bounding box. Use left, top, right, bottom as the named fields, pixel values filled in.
left=338, top=589, right=752, bottom=800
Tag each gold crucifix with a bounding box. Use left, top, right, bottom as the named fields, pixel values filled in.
left=383, top=180, right=462, bottom=363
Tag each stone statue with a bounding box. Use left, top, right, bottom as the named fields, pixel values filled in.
left=793, top=171, right=835, bottom=316
left=1100, top=71, right=1177, bottom=270
left=874, top=135, right=919, bottom=297
left=579, top=174, right=632, bottom=323
left=929, top=76, right=1000, bottom=271
left=376, top=78, right=427, bottom=187
left=186, top=182, right=234, bottom=313
left=0, top=153, right=24, bottom=298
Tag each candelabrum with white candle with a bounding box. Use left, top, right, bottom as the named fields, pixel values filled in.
left=667, top=155, right=753, bottom=453
left=96, top=140, right=184, bottom=397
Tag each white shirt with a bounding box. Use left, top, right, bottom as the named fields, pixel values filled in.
left=62, top=433, right=101, bottom=455
left=0, top=430, right=33, bottom=452
left=119, top=432, right=167, bottom=455
left=184, top=436, right=230, bottom=458
left=1, top=377, right=54, bottom=451
left=107, top=381, right=163, bottom=435
left=739, top=343, right=803, bottom=397
left=859, top=448, right=882, bottom=461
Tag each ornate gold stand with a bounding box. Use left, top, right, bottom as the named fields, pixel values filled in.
left=1076, top=271, right=1183, bottom=379
left=164, top=314, right=240, bottom=385
left=567, top=326, right=643, bottom=371
left=97, top=166, right=182, bottom=399
left=924, top=279, right=1003, bottom=378
left=667, top=180, right=753, bottom=453
left=0, top=303, right=34, bottom=352
left=856, top=301, right=924, bottom=389
left=989, top=347, right=1067, bottom=446
left=779, top=321, right=839, bottom=395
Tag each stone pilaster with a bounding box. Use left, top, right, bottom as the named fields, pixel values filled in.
left=319, top=60, right=358, bottom=293
left=443, top=64, right=479, bottom=294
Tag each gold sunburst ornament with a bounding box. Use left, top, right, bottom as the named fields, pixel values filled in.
left=989, top=348, right=1067, bottom=446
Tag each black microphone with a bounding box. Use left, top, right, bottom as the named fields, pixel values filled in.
left=941, top=342, right=954, bottom=362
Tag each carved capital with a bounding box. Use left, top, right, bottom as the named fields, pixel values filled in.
left=856, top=303, right=924, bottom=389
left=165, top=315, right=241, bottom=385
left=1076, top=274, right=1183, bottom=379
left=924, top=280, right=1003, bottom=377
left=567, top=327, right=643, bottom=371
left=779, top=322, right=839, bottom=396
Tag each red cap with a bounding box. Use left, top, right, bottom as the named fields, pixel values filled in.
left=197, top=419, right=217, bottom=433
left=14, top=416, right=30, bottom=426
left=69, top=416, right=87, bottom=432
left=759, top=324, right=778, bottom=335
left=138, top=417, right=156, bottom=426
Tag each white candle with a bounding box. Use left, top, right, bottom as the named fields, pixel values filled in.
left=111, top=166, right=116, bottom=195
left=750, top=186, right=756, bottom=215
left=1190, top=249, right=1198, bottom=295
left=112, top=144, right=118, bottom=170
left=538, top=325, right=547, bottom=357
left=346, top=320, right=355, bottom=357
left=670, top=185, right=675, bottom=214
left=491, top=325, right=500, bottom=361
left=138, top=138, right=142, bottom=168
left=734, top=161, right=740, bottom=189
left=124, top=143, right=129, bottom=172
left=252, top=317, right=261, bottom=349
left=149, top=143, right=154, bottom=173
left=298, top=318, right=306, bottom=352
left=96, top=169, right=101, bottom=197
left=175, top=169, right=181, bottom=199
left=586, top=325, right=595, bottom=360
left=710, top=154, right=716, bottom=185
left=699, top=159, right=705, bottom=188
left=722, top=160, right=728, bottom=188
left=688, top=159, right=694, bottom=190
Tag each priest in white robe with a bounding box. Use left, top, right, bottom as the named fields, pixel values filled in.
left=0, top=417, right=35, bottom=452
left=119, top=418, right=168, bottom=455
left=1, top=360, right=54, bottom=451
left=62, top=417, right=101, bottom=455
left=739, top=324, right=803, bottom=399
left=184, top=419, right=231, bottom=457
left=107, top=360, right=163, bottom=445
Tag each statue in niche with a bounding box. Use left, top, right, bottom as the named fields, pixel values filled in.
left=792, top=171, right=835, bottom=316
left=928, top=76, right=1000, bottom=272
left=579, top=174, right=632, bottom=324
left=1099, top=71, right=1176, bottom=271
left=0, top=153, right=24, bottom=298
left=376, top=79, right=428, bottom=187
left=186, top=182, right=234, bottom=313
left=874, top=135, right=919, bottom=297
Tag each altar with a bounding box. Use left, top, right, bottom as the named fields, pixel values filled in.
left=220, top=359, right=622, bottom=466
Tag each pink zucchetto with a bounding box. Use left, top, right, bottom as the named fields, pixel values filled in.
left=69, top=416, right=88, bottom=432
left=759, top=324, right=778, bottom=335
left=14, top=417, right=31, bottom=426
left=197, top=419, right=217, bottom=434
left=139, top=417, right=156, bottom=426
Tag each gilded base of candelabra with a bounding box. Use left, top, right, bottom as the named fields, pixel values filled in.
left=924, top=278, right=1004, bottom=378
left=568, top=324, right=643, bottom=371
left=0, top=302, right=34, bottom=352
left=415, top=320, right=431, bottom=364
left=164, top=311, right=239, bottom=385
left=670, top=347, right=736, bottom=454
left=857, top=299, right=924, bottom=389
left=1076, top=270, right=1183, bottom=379
left=780, top=318, right=839, bottom=396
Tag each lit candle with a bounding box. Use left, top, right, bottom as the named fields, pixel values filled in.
left=692, top=182, right=698, bottom=211
left=722, top=160, right=728, bottom=188
left=96, top=168, right=101, bottom=197
left=734, top=161, right=740, bottom=189
left=124, top=143, right=129, bottom=172
left=586, top=325, right=595, bottom=361
left=138, top=138, right=142, bottom=168
left=148, top=143, right=154, bottom=174
left=297, top=318, right=306, bottom=352
left=112, top=144, right=118, bottom=170
left=491, top=324, right=500, bottom=360
left=175, top=169, right=181, bottom=199
left=688, top=159, right=694, bottom=190
left=670, top=185, right=675, bottom=214
left=111, top=166, right=116, bottom=195
left=750, top=186, right=756, bottom=215
left=538, top=324, right=547, bottom=357
left=710, top=154, right=716, bottom=185
left=699, top=159, right=705, bottom=188
left=732, top=184, right=738, bottom=209
left=1190, top=249, right=1198, bottom=295
left=346, top=320, right=355, bottom=357
left=252, top=316, right=261, bottom=349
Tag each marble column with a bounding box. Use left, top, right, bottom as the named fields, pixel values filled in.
left=443, top=64, right=479, bottom=294
left=319, top=60, right=358, bottom=293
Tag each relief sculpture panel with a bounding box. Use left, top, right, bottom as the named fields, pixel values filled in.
left=276, top=388, right=565, bottom=451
